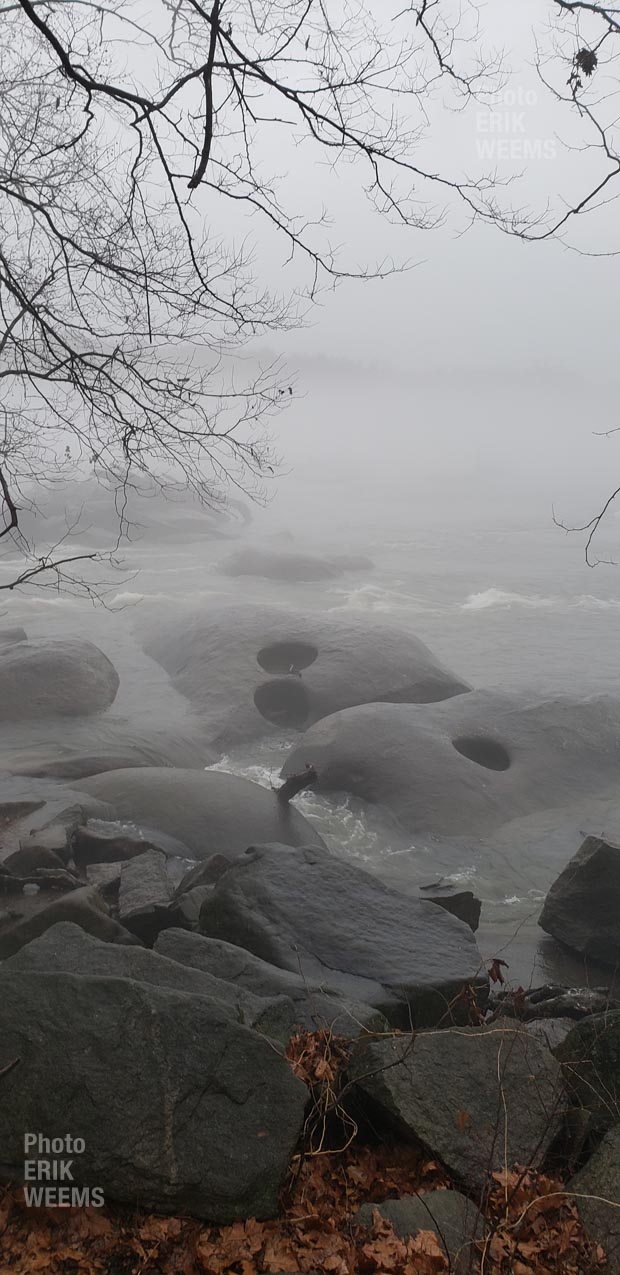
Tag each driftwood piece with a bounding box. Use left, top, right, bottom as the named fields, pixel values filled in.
left=276, top=765, right=318, bottom=805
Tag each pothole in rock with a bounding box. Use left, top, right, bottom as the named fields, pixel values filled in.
left=254, top=680, right=310, bottom=728
left=452, top=736, right=511, bottom=772
left=257, top=641, right=318, bottom=675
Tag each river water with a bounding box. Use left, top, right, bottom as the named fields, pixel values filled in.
left=3, top=504, right=620, bottom=991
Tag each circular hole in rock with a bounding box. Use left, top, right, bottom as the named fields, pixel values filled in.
left=452, top=736, right=511, bottom=772
left=257, top=641, right=318, bottom=675
left=254, top=680, right=310, bottom=728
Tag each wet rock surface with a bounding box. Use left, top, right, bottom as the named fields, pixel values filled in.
left=198, top=842, right=487, bottom=1027
left=283, top=691, right=620, bottom=840
left=0, top=965, right=307, bottom=1221
left=355, top=1189, right=484, bottom=1274
left=540, top=836, right=620, bottom=966
left=350, top=1025, right=564, bottom=1191
left=0, top=639, right=120, bottom=720
left=74, top=768, right=325, bottom=859
left=142, top=602, right=470, bottom=748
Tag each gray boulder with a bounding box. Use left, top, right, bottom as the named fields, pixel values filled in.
left=218, top=546, right=374, bottom=583
left=118, top=850, right=173, bottom=944
left=539, top=837, right=620, bottom=966
left=155, top=928, right=387, bottom=1036
left=219, top=546, right=343, bottom=581
left=525, top=1018, right=576, bottom=1051
left=570, top=1126, right=620, bottom=1274
left=4, top=830, right=69, bottom=873
left=0, top=885, right=140, bottom=957
left=556, top=1012, right=620, bottom=1135
left=73, top=818, right=192, bottom=868
left=85, top=861, right=124, bottom=892
left=0, top=638, right=119, bottom=720
left=283, top=690, right=620, bottom=840
left=141, top=602, right=470, bottom=748
left=74, top=769, right=324, bottom=859
left=174, top=855, right=233, bottom=894
left=355, top=1189, right=483, bottom=1273
left=0, top=967, right=307, bottom=1220
left=418, top=883, right=481, bottom=931
left=198, top=843, right=486, bottom=1027
left=350, top=1025, right=563, bottom=1191
left=0, top=774, right=112, bottom=862
left=5, top=923, right=299, bottom=1040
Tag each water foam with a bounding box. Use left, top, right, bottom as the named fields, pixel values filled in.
left=462, top=588, right=557, bottom=611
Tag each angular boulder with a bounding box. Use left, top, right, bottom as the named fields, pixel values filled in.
left=72, top=819, right=192, bottom=868
left=556, top=1012, right=620, bottom=1135
left=118, top=850, right=173, bottom=944
left=0, top=968, right=307, bottom=1220
left=355, top=1189, right=484, bottom=1274
left=0, top=886, right=140, bottom=958
left=141, top=602, right=470, bottom=748
left=0, top=639, right=119, bottom=720
left=350, top=1026, right=563, bottom=1191
left=74, top=769, right=324, bottom=859
left=198, top=843, right=487, bottom=1027
left=5, top=923, right=299, bottom=1040
left=155, top=928, right=386, bottom=1037
left=539, top=837, right=620, bottom=966
left=418, top=883, right=481, bottom=932
left=570, top=1126, right=620, bottom=1274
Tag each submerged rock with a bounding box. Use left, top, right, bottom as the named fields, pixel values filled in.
left=0, top=967, right=307, bottom=1220
left=350, top=1025, right=563, bottom=1190
left=218, top=545, right=373, bottom=582
left=540, top=837, right=620, bottom=966
left=0, top=639, right=119, bottom=720
left=141, top=602, right=470, bottom=748
left=283, top=690, right=620, bottom=840
left=198, top=843, right=486, bottom=1027
left=74, top=769, right=324, bottom=859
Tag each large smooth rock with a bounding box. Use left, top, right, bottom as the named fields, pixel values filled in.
left=556, top=1012, right=620, bottom=1135
left=0, top=967, right=307, bottom=1220
left=5, top=923, right=299, bottom=1040
left=0, top=886, right=140, bottom=958
left=283, top=691, right=620, bottom=840
left=539, top=837, right=620, bottom=966
left=355, top=1189, right=483, bottom=1274
left=155, top=928, right=387, bottom=1036
left=570, top=1126, right=620, bottom=1273
left=218, top=546, right=372, bottom=582
left=351, top=1026, right=563, bottom=1191
left=198, top=843, right=486, bottom=1027
left=74, top=769, right=324, bottom=859
left=0, top=639, right=119, bottom=720
left=141, top=603, right=470, bottom=747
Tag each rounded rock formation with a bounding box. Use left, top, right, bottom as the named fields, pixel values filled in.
left=141, top=602, right=471, bottom=749
left=0, top=639, right=119, bottom=721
